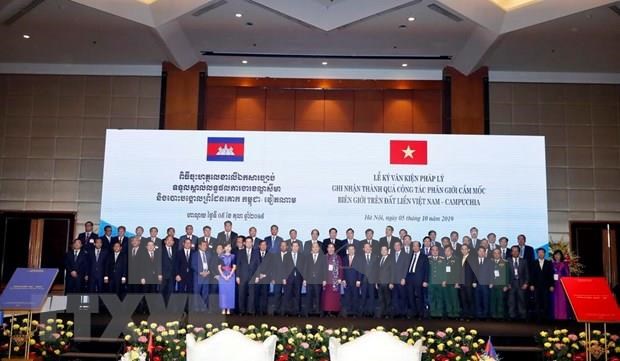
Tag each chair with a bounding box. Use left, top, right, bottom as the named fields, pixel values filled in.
left=329, top=330, right=425, bottom=361
left=186, top=329, right=278, bottom=361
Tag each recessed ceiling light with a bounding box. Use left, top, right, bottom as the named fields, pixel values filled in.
left=235, top=13, right=242, bottom=18
left=242, top=60, right=248, bottom=64
left=401, top=63, right=408, bottom=67
left=322, top=61, right=328, bottom=66
left=408, top=16, right=416, bottom=22
left=22, top=34, right=30, bottom=39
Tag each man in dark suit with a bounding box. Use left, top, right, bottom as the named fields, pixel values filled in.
left=339, top=228, right=360, bottom=258
left=428, top=230, right=442, bottom=248
left=127, top=236, right=145, bottom=295
left=342, top=243, right=363, bottom=316
left=271, top=240, right=292, bottom=315
left=111, top=226, right=129, bottom=254
left=530, top=247, right=554, bottom=321
left=508, top=245, right=530, bottom=320
left=302, top=241, right=326, bottom=316
left=134, top=226, right=148, bottom=246
left=380, top=225, right=400, bottom=251
left=78, top=221, right=98, bottom=252
left=175, top=238, right=194, bottom=294
left=191, top=240, right=212, bottom=311
left=64, top=239, right=88, bottom=294
left=216, top=220, right=238, bottom=248
left=517, top=234, right=535, bottom=263
left=473, top=246, right=492, bottom=319
left=142, top=240, right=162, bottom=294
left=284, top=229, right=301, bottom=253
left=322, top=227, right=341, bottom=254
left=487, top=233, right=499, bottom=251
left=359, top=242, right=377, bottom=317
left=179, top=225, right=199, bottom=250
left=236, top=236, right=260, bottom=315
left=248, top=226, right=262, bottom=250
left=284, top=241, right=305, bottom=316
left=146, top=227, right=162, bottom=250
left=390, top=240, right=410, bottom=318
left=101, top=225, right=113, bottom=251
left=449, top=231, right=461, bottom=254
left=197, top=225, right=216, bottom=252
left=254, top=240, right=271, bottom=315
left=86, top=238, right=108, bottom=293
left=361, top=228, right=380, bottom=256
left=160, top=236, right=177, bottom=303
left=165, top=227, right=180, bottom=249
left=265, top=224, right=284, bottom=253
left=459, top=244, right=476, bottom=320
left=105, top=241, right=126, bottom=297
left=303, top=229, right=323, bottom=254
left=470, top=227, right=481, bottom=249
left=405, top=241, right=428, bottom=319
left=375, top=245, right=393, bottom=318
left=498, top=237, right=510, bottom=260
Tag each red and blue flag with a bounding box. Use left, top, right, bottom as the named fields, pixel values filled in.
left=206, top=137, right=245, bottom=162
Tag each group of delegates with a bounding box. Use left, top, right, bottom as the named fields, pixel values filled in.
left=64, top=221, right=571, bottom=321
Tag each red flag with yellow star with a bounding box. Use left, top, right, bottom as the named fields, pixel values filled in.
left=389, top=140, right=427, bottom=165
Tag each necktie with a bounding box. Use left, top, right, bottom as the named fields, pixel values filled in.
left=380, top=256, right=385, bottom=266
left=74, top=250, right=78, bottom=261
left=293, top=253, right=297, bottom=266
left=115, top=253, right=118, bottom=262
left=261, top=251, right=265, bottom=258
left=396, top=252, right=399, bottom=263
left=349, top=256, right=352, bottom=265
left=247, top=249, right=251, bottom=264
left=149, top=251, right=153, bottom=260
left=133, top=248, right=137, bottom=257
left=409, top=253, right=417, bottom=272
left=186, top=250, right=189, bottom=261
left=226, top=233, right=230, bottom=242
left=201, top=251, right=206, bottom=263
left=366, top=254, right=370, bottom=264
left=313, top=254, right=317, bottom=263
left=479, top=258, right=482, bottom=265
left=96, top=249, right=100, bottom=262
left=167, top=247, right=172, bottom=258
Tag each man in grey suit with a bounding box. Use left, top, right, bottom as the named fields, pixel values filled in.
left=507, top=245, right=530, bottom=320
left=216, top=220, right=238, bottom=247
left=380, top=225, right=400, bottom=251
left=147, top=226, right=162, bottom=250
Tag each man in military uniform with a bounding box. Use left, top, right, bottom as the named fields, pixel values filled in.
left=490, top=248, right=509, bottom=319
left=443, top=245, right=461, bottom=319
left=428, top=245, right=446, bottom=318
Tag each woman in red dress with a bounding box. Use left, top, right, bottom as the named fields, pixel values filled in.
left=322, top=243, right=343, bottom=316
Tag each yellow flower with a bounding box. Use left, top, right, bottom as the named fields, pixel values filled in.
left=45, top=326, right=52, bottom=331
left=288, top=338, right=294, bottom=344
left=150, top=323, right=157, bottom=329
left=458, top=327, right=465, bottom=333
left=447, top=340, right=453, bottom=346
left=470, top=329, right=478, bottom=336
left=31, top=320, right=39, bottom=326
left=456, top=357, right=461, bottom=361
left=54, top=350, right=60, bottom=355
left=29, top=339, right=36, bottom=345
left=562, top=337, right=570, bottom=343
left=277, top=345, right=284, bottom=351
left=249, top=334, right=256, bottom=340
left=438, top=344, right=445, bottom=351
left=473, top=342, right=479, bottom=349
left=416, top=326, right=425, bottom=332
left=140, top=321, right=148, bottom=326
left=206, top=323, right=213, bottom=329
left=549, top=350, right=555, bottom=355
left=306, top=324, right=313, bottom=330
left=540, top=331, right=548, bottom=337
left=66, top=331, right=74, bottom=337
left=342, top=327, right=349, bottom=333
left=561, top=329, right=568, bottom=334
left=554, top=330, right=561, bottom=336
left=446, top=328, right=453, bottom=334
left=181, top=351, right=186, bottom=357
left=544, top=342, right=552, bottom=348
left=124, top=335, right=131, bottom=341
left=47, top=319, right=55, bottom=324
left=321, top=345, right=327, bottom=353
left=407, top=339, right=414, bottom=345
left=169, top=330, right=176, bottom=336
left=318, top=325, right=325, bottom=331
left=579, top=332, right=586, bottom=338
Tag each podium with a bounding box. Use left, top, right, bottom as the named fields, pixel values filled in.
left=0, top=268, right=59, bottom=361
left=562, top=277, right=620, bottom=361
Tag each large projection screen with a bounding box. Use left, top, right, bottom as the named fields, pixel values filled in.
left=100, top=130, right=548, bottom=248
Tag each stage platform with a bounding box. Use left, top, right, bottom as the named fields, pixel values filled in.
left=54, top=311, right=609, bottom=361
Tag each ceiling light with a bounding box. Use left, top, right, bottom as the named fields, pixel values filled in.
left=242, top=60, right=248, bottom=64
left=408, top=16, right=415, bottom=22
left=22, top=34, right=30, bottom=39
left=322, top=61, right=328, bottom=65
left=401, top=63, right=408, bottom=67
left=235, top=13, right=242, bottom=18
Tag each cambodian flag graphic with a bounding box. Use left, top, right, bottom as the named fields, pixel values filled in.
left=206, top=137, right=245, bottom=162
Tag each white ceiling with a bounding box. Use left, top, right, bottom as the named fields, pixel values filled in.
left=0, top=0, right=617, bottom=76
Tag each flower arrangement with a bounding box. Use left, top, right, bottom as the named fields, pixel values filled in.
left=120, top=347, right=147, bottom=361
left=123, top=321, right=487, bottom=361
left=0, top=318, right=73, bottom=361
left=537, top=328, right=620, bottom=361
left=549, top=236, right=584, bottom=275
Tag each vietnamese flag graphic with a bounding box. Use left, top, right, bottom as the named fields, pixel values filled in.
left=389, top=140, right=428, bottom=165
